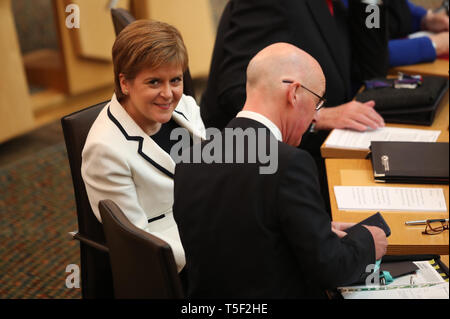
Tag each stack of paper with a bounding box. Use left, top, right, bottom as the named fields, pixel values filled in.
left=339, top=261, right=449, bottom=299
left=325, top=127, right=441, bottom=150
left=340, top=282, right=449, bottom=299
left=334, top=186, right=447, bottom=212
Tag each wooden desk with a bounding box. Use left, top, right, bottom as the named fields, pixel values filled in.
left=390, top=58, right=449, bottom=78
left=326, top=158, right=449, bottom=256
left=441, top=255, right=449, bottom=268
left=320, top=89, right=449, bottom=159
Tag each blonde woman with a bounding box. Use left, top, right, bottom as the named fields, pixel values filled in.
left=82, top=20, right=205, bottom=274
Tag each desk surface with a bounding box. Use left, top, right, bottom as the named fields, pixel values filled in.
left=321, top=89, right=449, bottom=159
left=390, top=58, right=449, bottom=78
left=442, top=255, right=449, bottom=268
left=322, top=58, right=449, bottom=159
left=326, top=158, right=449, bottom=256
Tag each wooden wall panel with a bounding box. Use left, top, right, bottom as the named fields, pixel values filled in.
left=69, top=0, right=129, bottom=61
left=53, top=0, right=118, bottom=95
left=133, top=0, right=216, bottom=79
left=0, top=0, right=34, bottom=143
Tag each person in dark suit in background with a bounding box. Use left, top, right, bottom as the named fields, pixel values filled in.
left=201, top=0, right=388, bottom=132
left=200, top=0, right=390, bottom=212
left=174, top=43, right=388, bottom=298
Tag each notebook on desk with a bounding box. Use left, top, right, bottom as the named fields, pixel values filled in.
left=356, top=76, right=449, bottom=126
left=370, top=141, right=449, bottom=184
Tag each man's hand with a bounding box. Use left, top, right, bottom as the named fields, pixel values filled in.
left=364, top=225, right=388, bottom=260
left=315, top=100, right=385, bottom=132
left=421, top=10, right=449, bottom=33
left=331, top=221, right=355, bottom=238
left=429, top=31, right=449, bottom=56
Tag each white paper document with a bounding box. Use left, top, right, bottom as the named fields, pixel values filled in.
left=339, top=260, right=449, bottom=299
left=325, top=127, right=441, bottom=150
left=413, top=261, right=446, bottom=284
left=334, top=186, right=447, bottom=212
left=340, top=282, right=449, bottom=299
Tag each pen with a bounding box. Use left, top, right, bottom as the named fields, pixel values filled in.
left=405, top=219, right=449, bottom=226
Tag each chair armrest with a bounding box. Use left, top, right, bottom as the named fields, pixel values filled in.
left=69, top=231, right=109, bottom=253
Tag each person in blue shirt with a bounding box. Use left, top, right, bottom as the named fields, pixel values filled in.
left=390, top=1, right=448, bottom=66
left=342, top=0, right=449, bottom=66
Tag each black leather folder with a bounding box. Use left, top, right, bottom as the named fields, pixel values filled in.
left=356, top=76, right=449, bottom=126
left=380, top=261, right=419, bottom=278
left=370, top=141, right=449, bottom=184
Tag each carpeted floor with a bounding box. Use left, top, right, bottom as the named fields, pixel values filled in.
left=0, top=142, right=81, bottom=299
left=0, top=0, right=230, bottom=299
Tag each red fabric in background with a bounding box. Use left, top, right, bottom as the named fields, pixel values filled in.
left=326, top=0, right=334, bottom=16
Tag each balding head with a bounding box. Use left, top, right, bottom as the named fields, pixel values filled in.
left=243, top=43, right=325, bottom=146
left=246, top=43, right=324, bottom=95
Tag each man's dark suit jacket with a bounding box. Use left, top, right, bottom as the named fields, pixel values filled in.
left=200, top=0, right=389, bottom=130
left=173, top=117, right=375, bottom=298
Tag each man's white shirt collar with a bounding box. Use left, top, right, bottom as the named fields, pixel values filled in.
left=236, top=111, right=282, bottom=142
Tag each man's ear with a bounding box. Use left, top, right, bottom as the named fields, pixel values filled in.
left=286, top=82, right=300, bottom=108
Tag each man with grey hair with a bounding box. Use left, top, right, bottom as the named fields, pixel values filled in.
left=173, top=43, right=387, bottom=298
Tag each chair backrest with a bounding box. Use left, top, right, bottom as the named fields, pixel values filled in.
left=110, top=8, right=136, bottom=35
left=99, top=199, right=184, bottom=299
left=61, top=101, right=114, bottom=298
left=110, top=8, right=196, bottom=98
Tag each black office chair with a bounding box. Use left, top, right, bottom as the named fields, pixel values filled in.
left=110, top=7, right=196, bottom=98
left=99, top=199, right=184, bottom=299
left=61, top=101, right=114, bottom=298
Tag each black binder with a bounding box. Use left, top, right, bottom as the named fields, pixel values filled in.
left=370, top=141, right=449, bottom=184
left=356, top=76, right=449, bottom=126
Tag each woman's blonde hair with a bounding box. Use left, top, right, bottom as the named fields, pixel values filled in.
left=112, top=20, right=188, bottom=101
